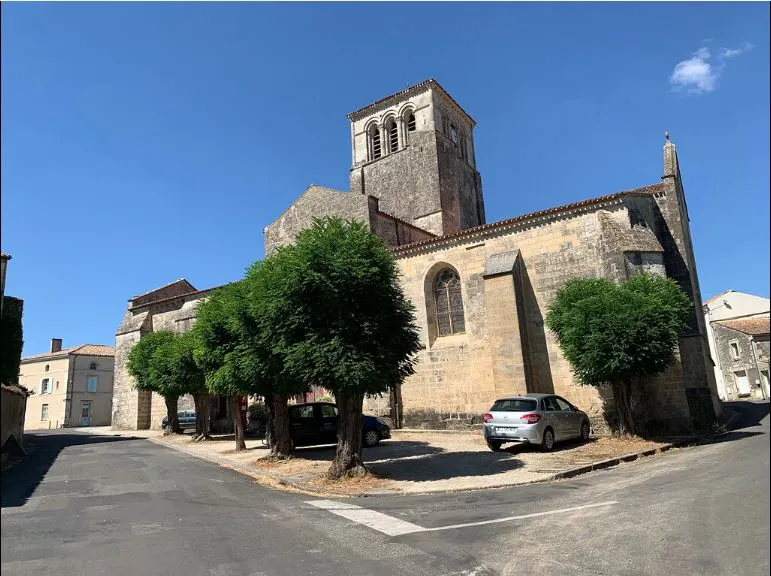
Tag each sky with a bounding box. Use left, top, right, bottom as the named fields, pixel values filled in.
left=2, top=2, right=769, bottom=356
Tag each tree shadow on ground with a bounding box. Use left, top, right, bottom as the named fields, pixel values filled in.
left=291, top=440, right=444, bottom=463
left=369, top=450, right=523, bottom=482
left=1, top=431, right=142, bottom=509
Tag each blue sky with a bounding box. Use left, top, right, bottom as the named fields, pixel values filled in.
left=2, top=3, right=769, bottom=355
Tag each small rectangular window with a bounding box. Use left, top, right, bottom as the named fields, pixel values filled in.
left=87, top=376, right=98, bottom=393
left=41, top=378, right=50, bottom=394
left=730, top=341, right=740, bottom=360
left=41, top=404, right=49, bottom=421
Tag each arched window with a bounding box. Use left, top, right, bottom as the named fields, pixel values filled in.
left=369, top=124, right=381, bottom=160
left=434, top=269, right=465, bottom=336
left=406, top=111, right=416, bottom=132
left=450, top=124, right=458, bottom=145
left=387, top=118, right=398, bottom=153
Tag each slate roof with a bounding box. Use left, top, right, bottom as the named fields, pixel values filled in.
left=715, top=315, right=770, bottom=337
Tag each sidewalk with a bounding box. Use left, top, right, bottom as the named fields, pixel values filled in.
left=76, top=426, right=675, bottom=497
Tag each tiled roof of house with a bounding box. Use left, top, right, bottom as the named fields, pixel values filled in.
left=21, top=344, right=115, bottom=362
left=716, top=315, right=770, bottom=337
left=1, top=383, right=30, bottom=396
left=390, top=182, right=667, bottom=255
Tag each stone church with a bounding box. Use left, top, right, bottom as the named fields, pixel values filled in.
left=112, top=79, right=720, bottom=434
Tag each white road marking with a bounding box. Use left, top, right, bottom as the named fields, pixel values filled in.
left=306, top=499, right=425, bottom=536
left=306, top=499, right=618, bottom=536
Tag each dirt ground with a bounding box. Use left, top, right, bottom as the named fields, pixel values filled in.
left=81, top=426, right=668, bottom=495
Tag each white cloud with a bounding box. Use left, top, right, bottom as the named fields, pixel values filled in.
left=669, top=43, right=752, bottom=95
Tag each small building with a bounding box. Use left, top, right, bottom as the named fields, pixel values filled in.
left=20, top=339, right=115, bottom=429
left=704, top=291, right=770, bottom=400
left=711, top=314, right=769, bottom=400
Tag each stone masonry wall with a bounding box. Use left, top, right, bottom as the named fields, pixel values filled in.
left=264, top=185, right=372, bottom=257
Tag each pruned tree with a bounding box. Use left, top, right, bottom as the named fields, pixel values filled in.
left=255, top=217, right=421, bottom=479
left=545, top=273, right=692, bottom=436
left=160, top=331, right=209, bottom=441
left=126, top=330, right=187, bottom=434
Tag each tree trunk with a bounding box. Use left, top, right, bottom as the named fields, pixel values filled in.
left=192, top=394, right=211, bottom=441
left=611, top=380, right=635, bottom=436
left=327, top=392, right=366, bottom=480
left=230, top=396, right=246, bottom=451
left=264, top=393, right=276, bottom=449
left=271, top=394, right=293, bottom=460
left=164, top=396, right=181, bottom=435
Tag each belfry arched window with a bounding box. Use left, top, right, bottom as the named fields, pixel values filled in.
left=369, top=124, right=381, bottom=160
left=386, top=118, right=398, bottom=153
left=434, top=268, right=465, bottom=336
left=405, top=110, right=416, bottom=132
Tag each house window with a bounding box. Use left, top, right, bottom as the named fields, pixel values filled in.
left=406, top=111, right=416, bottom=132
left=45, top=364, right=50, bottom=372
left=434, top=268, right=466, bottom=336
left=450, top=124, right=458, bottom=144
left=729, top=341, right=740, bottom=360
left=387, top=119, right=398, bottom=153
left=87, top=376, right=98, bottom=393
left=41, top=404, right=49, bottom=421
left=89, top=362, right=97, bottom=371
left=41, top=378, right=51, bottom=394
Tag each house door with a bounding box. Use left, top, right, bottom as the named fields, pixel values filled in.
left=80, top=401, right=93, bottom=426
left=734, top=371, right=750, bottom=397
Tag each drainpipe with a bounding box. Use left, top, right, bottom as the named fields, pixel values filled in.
left=66, top=354, right=76, bottom=426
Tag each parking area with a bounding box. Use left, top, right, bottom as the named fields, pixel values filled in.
left=80, top=426, right=668, bottom=495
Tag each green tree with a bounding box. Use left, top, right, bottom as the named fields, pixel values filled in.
left=0, top=297, right=24, bottom=385
left=256, top=217, right=421, bottom=479
left=545, top=273, right=692, bottom=436
left=126, top=331, right=188, bottom=434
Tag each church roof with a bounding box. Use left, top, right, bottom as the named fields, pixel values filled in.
left=390, top=182, right=667, bottom=255
left=347, top=79, right=476, bottom=126
left=129, top=278, right=198, bottom=307
left=715, top=314, right=770, bottom=337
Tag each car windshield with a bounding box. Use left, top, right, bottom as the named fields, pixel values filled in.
left=490, top=398, right=537, bottom=412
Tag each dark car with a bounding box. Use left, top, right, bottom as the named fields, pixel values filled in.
left=161, top=410, right=197, bottom=431
left=289, top=402, right=390, bottom=448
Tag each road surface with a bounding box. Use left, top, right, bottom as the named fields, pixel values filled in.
left=2, top=401, right=768, bottom=575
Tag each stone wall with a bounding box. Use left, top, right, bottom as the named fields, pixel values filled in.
left=713, top=324, right=766, bottom=400
left=264, top=185, right=372, bottom=257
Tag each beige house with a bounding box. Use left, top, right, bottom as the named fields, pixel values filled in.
left=20, top=339, right=115, bottom=430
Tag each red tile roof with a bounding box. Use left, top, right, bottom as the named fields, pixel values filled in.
left=716, top=315, right=770, bottom=336
left=22, top=344, right=115, bottom=362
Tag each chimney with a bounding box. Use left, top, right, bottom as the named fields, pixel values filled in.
left=50, top=338, right=63, bottom=353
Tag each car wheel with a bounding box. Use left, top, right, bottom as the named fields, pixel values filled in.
left=364, top=430, right=380, bottom=448
left=486, top=440, right=503, bottom=452
left=581, top=421, right=591, bottom=442
left=540, top=427, right=555, bottom=452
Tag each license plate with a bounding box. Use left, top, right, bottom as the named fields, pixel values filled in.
left=496, top=427, right=517, bottom=435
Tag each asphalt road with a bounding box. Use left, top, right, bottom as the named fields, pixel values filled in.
left=2, top=401, right=768, bottom=576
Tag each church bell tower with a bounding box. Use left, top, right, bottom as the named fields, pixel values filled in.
left=347, top=79, right=485, bottom=236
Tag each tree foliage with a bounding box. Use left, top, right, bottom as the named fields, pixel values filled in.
left=254, top=217, right=421, bottom=478
left=126, top=330, right=190, bottom=433
left=545, top=273, right=692, bottom=435
left=0, top=297, right=24, bottom=385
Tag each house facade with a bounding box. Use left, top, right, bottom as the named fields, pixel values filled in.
left=704, top=291, right=771, bottom=400
left=20, top=339, right=115, bottom=430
